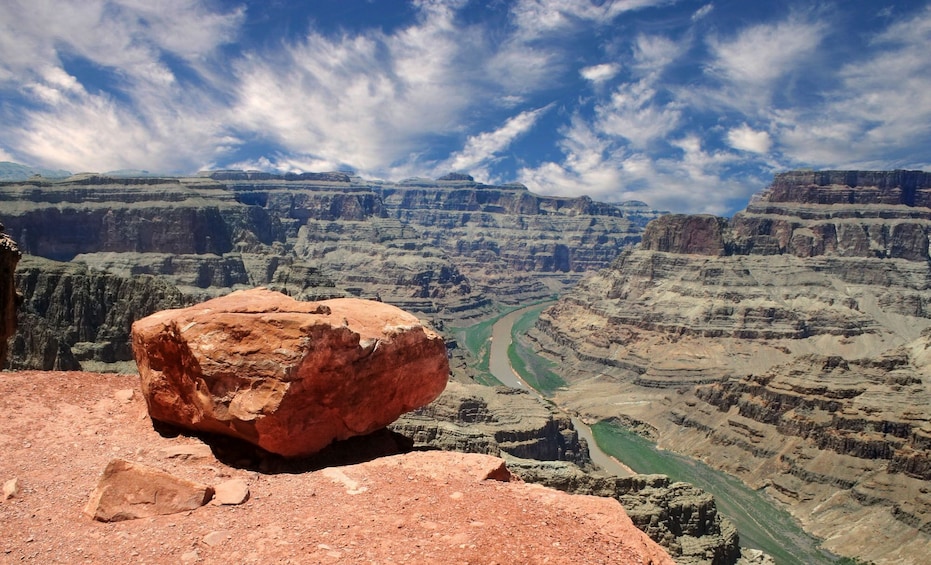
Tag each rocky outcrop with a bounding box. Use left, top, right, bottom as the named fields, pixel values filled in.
left=132, top=288, right=449, bottom=457
left=8, top=255, right=189, bottom=371
left=530, top=170, right=931, bottom=564
left=392, top=381, right=590, bottom=466
left=0, top=370, right=675, bottom=565
left=0, top=223, right=20, bottom=366
left=509, top=459, right=740, bottom=565
left=392, top=380, right=744, bottom=564
left=641, top=214, right=731, bottom=256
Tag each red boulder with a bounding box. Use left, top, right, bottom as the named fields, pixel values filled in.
left=132, top=288, right=448, bottom=457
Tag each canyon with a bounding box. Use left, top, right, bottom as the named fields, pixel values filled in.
left=529, top=170, right=931, bottom=563
left=1, top=171, right=660, bottom=372
left=4, top=168, right=931, bottom=562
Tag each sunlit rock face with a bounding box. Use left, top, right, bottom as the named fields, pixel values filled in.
left=132, top=288, right=449, bottom=458
left=532, top=170, right=931, bottom=564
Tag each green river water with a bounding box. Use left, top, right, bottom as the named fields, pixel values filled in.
left=494, top=305, right=844, bottom=565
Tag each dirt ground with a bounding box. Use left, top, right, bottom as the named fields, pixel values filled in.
left=0, top=371, right=672, bottom=565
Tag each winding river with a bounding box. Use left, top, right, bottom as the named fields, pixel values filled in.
left=486, top=303, right=840, bottom=565
left=488, top=304, right=633, bottom=477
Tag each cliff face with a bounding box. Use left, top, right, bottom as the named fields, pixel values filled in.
left=0, top=224, right=21, bottom=366
left=1, top=172, right=659, bottom=369
left=531, top=170, right=931, bottom=564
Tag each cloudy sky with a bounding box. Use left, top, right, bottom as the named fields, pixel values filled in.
left=1, top=0, right=929, bottom=214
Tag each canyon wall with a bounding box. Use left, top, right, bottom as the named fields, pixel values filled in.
left=530, top=170, right=931, bottom=564
left=0, top=171, right=660, bottom=370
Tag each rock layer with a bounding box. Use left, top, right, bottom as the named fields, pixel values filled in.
left=132, top=288, right=449, bottom=457
left=1, top=172, right=662, bottom=369
left=532, top=170, right=931, bottom=564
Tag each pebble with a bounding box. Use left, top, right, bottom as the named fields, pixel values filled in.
left=3, top=478, right=19, bottom=500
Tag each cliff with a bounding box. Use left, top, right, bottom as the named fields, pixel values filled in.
left=531, top=170, right=931, bottom=564
left=392, top=380, right=746, bottom=564
left=1, top=172, right=660, bottom=369
left=0, top=223, right=20, bottom=366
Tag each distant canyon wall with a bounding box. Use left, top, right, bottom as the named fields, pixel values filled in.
left=0, top=171, right=661, bottom=371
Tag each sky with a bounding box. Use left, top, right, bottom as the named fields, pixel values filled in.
left=1, top=1, right=929, bottom=215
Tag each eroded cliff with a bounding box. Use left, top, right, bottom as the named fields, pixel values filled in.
left=531, top=170, right=931, bottom=564
left=1, top=171, right=659, bottom=369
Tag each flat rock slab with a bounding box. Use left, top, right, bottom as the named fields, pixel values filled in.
left=132, top=288, right=449, bottom=457
left=84, top=459, right=214, bottom=522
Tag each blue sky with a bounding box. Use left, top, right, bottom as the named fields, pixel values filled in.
left=0, top=0, right=929, bottom=214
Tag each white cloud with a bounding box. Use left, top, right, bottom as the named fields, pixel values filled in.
left=580, top=63, right=620, bottom=83
left=632, top=34, right=683, bottom=73
left=509, top=0, right=675, bottom=40
left=595, top=79, right=681, bottom=148
left=692, top=3, right=714, bottom=22
left=773, top=6, right=931, bottom=169
left=442, top=107, right=550, bottom=174
left=230, top=5, right=485, bottom=174
left=727, top=124, right=772, bottom=154
left=706, top=15, right=824, bottom=88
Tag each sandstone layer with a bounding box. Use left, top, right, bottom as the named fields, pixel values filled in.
left=132, top=288, right=449, bottom=457
left=0, top=371, right=674, bottom=565
left=530, top=170, right=931, bottom=564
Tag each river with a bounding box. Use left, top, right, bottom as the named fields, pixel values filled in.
left=488, top=304, right=634, bottom=477
left=486, top=302, right=840, bottom=565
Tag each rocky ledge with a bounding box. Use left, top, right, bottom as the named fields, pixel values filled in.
left=530, top=170, right=931, bottom=564
left=0, top=371, right=674, bottom=565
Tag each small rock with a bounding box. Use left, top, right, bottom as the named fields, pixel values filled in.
left=180, top=549, right=200, bottom=563
left=84, top=459, right=214, bottom=522
left=203, top=530, right=230, bottom=547
left=213, top=479, right=250, bottom=505
left=114, top=389, right=134, bottom=403
left=3, top=478, right=19, bottom=500
left=158, top=444, right=214, bottom=461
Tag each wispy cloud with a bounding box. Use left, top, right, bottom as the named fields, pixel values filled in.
left=580, top=63, right=621, bottom=83
left=0, top=1, right=928, bottom=214
left=442, top=106, right=551, bottom=175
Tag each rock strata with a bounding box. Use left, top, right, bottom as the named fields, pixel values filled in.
left=132, top=288, right=449, bottom=457
left=1, top=172, right=663, bottom=370
left=392, top=381, right=590, bottom=466
left=531, top=170, right=931, bottom=564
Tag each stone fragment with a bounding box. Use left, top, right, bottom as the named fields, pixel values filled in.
left=114, top=389, right=134, bottom=403
left=132, top=288, right=448, bottom=457
left=3, top=477, right=19, bottom=500
left=84, top=459, right=214, bottom=522
left=213, top=479, right=249, bottom=505
left=158, top=444, right=214, bottom=461
left=202, top=531, right=230, bottom=547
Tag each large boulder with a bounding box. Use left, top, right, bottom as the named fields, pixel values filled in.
left=131, top=288, right=449, bottom=457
